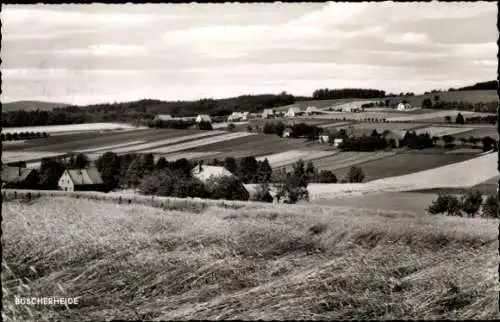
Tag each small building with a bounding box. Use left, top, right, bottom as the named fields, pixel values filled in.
left=191, top=164, right=235, bottom=183
left=305, top=106, right=322, bottom=115
left=196, top=114, right=212, bottom=123
left=333, top=138, right=344, bottom=148
left=58, top=168, right=106, bottom=192
left=396, top=102, right=412, bottom=111
left=318, top=135, right=330, bottom=144
left=1, top=166, right=39, bottom=189
left=282, top=128, right=293, bottom=138
left=262, top=109, right=275, bottom=119
left=153, top=114, right=173, bottom=121
left=285, top=107, right=304, bottom=118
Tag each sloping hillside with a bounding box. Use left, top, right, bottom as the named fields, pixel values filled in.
left=385, top=90, right=498, bottom=107
left=2, top=100, right=73, bottom=112
left=2, top=197, right=498, bottom=321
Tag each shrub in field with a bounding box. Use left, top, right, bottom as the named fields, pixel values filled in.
left=481, top=136, right=496, bottom=152
left=198, top=121, right=213, bottom=130
left=315, top=170, right=338, bottom=183
left=257, top=158, right=273, bottom=183
left=206, top=175, right=249, bottom=201
left=226, top=123, right=236, bottom=131
left=427, top=194, right=462, bottom=216
left=422, top=98, right=433, bottom=109
left=224, top=157, right=238, bottom=174
left=461, top=191, right=483, bottom=217
left=346, top=166, right=364, bottom=183
left=455, top=113, right=465, bottom=125
left=246, top=124, right=253, bottom=132
left=442, top=135, right=455, bottom=149
left=482, top=194, right=499, bottom=218
left=251, top=183, right=274, bottom=203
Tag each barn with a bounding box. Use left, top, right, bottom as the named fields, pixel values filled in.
left=153, top=114, right=173, bottom=121
left=396, top=102, right=412, bottom=111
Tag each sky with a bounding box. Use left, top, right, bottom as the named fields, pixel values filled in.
left=1, top=2, right=497, bottom=105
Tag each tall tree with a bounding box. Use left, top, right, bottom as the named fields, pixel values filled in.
left=96, top=152, right=121, bottom=191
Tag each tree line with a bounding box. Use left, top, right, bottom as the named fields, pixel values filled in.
left=1, top=132, right=49, bottom=141
left=147, top=119, right=214, bottom=130
left=422, top=98, right=497, bottom=113
left=427, top=191, right=498, bottom=218
left=312, top=88, right=386, bottom=100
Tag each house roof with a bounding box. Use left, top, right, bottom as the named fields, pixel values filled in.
left=1, top=167, right=35, bottom=183
left=287, top=107, right=303, bottom=113
left=306, top=106, right=319, bottom=112
left=66, top=168, right=104, bottom=186
left=191, top=165, right=234, bottom=182
left=196, top=114, right=211, bottom=121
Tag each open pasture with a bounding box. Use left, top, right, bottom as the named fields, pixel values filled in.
left=3, top=196, right=497, bottom=321
left=414, top=126, right=474, bottom=137
left=159, top=151, right=222, bottom=162
left=384, top=90, right=498, bottom=107
left=454, top=126, right=498, bottom=139
left=1, top=122, right=140, bottom=134
left=256, top=150, right=336, bottom=168
left=386, top=110, right=493, bottom=122
left=309, top=151, right=396, bottom=172
left=2, top=151, right=67, bottom=164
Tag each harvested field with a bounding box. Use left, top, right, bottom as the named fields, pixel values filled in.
left=454, top=126, right=498, bottom=139
left=162, top=151, right=222, bottom=162
left=75, top=140, right=146, bottom=153
left=309, top=151, right=396, bottom=172
left=110, top=131, right=225, bottom=154
left=309, top=152, right=497, bottom=199
left=188, top=133, right=316, bottom=158
left=1, top=122, right=140, bottom=134
left=4, top=129, right=202, bottom=153
left=1, top=151, right=67, bottom=163
left=386, top=110, right=492, bottom=122
left=445, top=148, right=483, bottom=155
left=414, top=126, right=474, bottom=137
left=256, top=150, right=336, bottom=168
left=331, top=151, right=477, bottom=182
left=2, top=196, right=498, bottom=320
left=213, top=121, right=249, bottom=129
left=142, top=132, right=256, bottom=154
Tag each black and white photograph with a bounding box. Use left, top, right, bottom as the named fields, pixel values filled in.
left=1, top=1, right=499, bottom=320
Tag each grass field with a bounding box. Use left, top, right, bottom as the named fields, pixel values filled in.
left=331, top=151, right=478, bottom=182
left=386, top=110, right=493, bottom=122
left=2, top=196, right=498, bottom=321
left=384, top=90, right=498, bottom=107
left=1, top=151, right=68, bottom=164
left=454, top=126, right=499, bottom=139
left=414, top=126, right=474, bottom=137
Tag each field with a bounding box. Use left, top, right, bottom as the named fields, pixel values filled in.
left=454, top=126, right=499, bottom=139
left=1, top=122, right=142, bottom=134
left=384, top=90, right=498, bottom=107
left=2, top=196, right=498, bottom=321
left=386, top=110, right=493, bottom=122
left=414, top=126, right=474, bottom=137
left=1, top=151, right=67, bottom=164
left=256, top=150, right=336, bottom=168
left=330, top=150, right=479, bottom=182
left=308, top=151, right=396, bottom=172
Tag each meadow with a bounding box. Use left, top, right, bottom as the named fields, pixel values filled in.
left=1, top=122, right=141, bottom=135
left=2, top=196, right=498, bottom=321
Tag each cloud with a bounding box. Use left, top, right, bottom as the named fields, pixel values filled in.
left=384, top=32, right=430, bottom=45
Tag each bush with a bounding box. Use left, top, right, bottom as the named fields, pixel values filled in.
left=226, top=123, right=236, bottom=131
left=198, top=121, right=213, bottom=130
left=206, top=175, right=249, bottom=201
left=427, top=194, right=462, bottom=216
left=346, top=166, right=364, bottom=183
left=461, top=191, right=483, bottom=217
left=455, top=113, right=465, bottom=124
left=140, top=169, right=210, bottom=198
left=315, top=170, right=337, bottom=183
left=482, top=194, right=499, bottom=218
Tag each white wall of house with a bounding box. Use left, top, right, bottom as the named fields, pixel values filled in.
left=58, top=171, right=74, bottom=192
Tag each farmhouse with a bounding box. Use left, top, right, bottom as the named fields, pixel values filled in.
left=396, top=102, right=412, bottom=111
left=1, top=166, right=39, bottom=189
left=191, top=164, right=234, bottom=182
left=262, top=109, right=275, bottom=119
left=333, top=138, right=344, bottom=148
left=154, top=114, right=173, bottom=121
left=58, top=168, right=107, bottom=192
left=196, top=114, right=212, bottom=123
left=285, top=107, right=304, bottom=118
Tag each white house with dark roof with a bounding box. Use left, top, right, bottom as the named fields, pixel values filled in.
left=285, top=107, right=304, bottom=118
left=58, top=167, right=106, bottom=192
left=153, top=114, right=173, bottom=121
left=262, top=109, right=275, bottom=119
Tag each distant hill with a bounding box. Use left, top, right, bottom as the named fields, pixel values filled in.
left=456, top=80, right=498, bottom=91
left=2, top=101, right=73, bottom=112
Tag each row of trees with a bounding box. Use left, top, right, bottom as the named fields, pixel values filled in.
left=427, top=191, right=498, bottom=218
left=1, top=132, right=49, bottom=141
left=262, top=121, right=324, bottom=140
left=423, top=99, right=497, bottom=113
left=147, top=119, right=214, bottom=130
left=312, top=88, right=386, bottom=100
